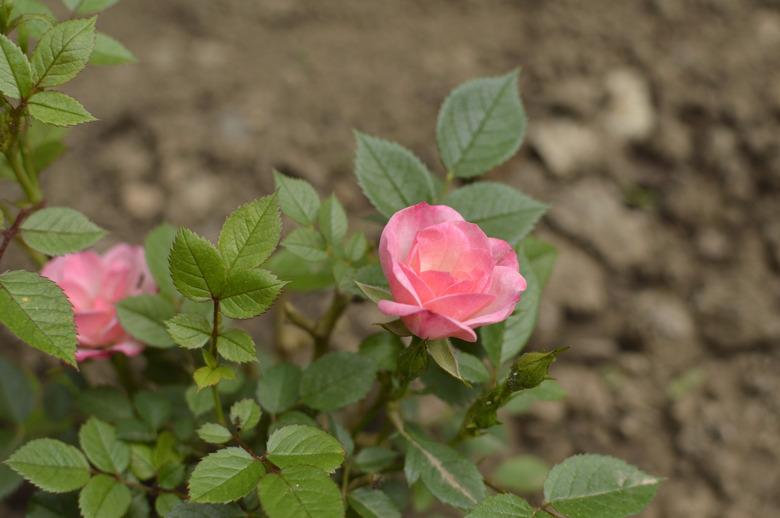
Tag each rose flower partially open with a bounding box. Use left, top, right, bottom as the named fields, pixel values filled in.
left=378, top=202, right=526, bottom=342
left=42, top=244, right=156, bottom=361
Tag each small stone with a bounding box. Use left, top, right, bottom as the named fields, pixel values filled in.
left=529, top=119, right=602, bottom=178
left=602, top=68, right=655, bottom=142
left=696, top=227, right=729, bottom=261
left=121, top=182, right=164, bottom=220
left=96, top=136, right=153, bottom=181
left=546, top=241, right=608, bottom=315
left=171, top=174, right=225, bottom=220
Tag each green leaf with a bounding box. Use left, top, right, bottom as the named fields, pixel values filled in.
left=63, top=0, right=119, bottom=15
left=229, top=399, right=261, bottom=431
left=0, top=357, right=35, bottom=423
left=89, top=32, right=135, bottom=65
left=428, top=339, right=465, bottom=383
left=503, top=379, right=567, bottom=414
left=348, top=488, right=401, bottom=518
left=354, top=281, right=391, bottom=304
left=444, top=182, right=547, bottom=245
left=403, top=433, right=485, bottom=509
left=167, top=502, right=244, bottom=518
left=144, top=223, right=178, bottom=299
left=188, top=447, right=265, bottom=503
left=193, top=365, right=235, bottom=390
left=266, top=249, right=333, bottom=292
left=155, top=494, right=181, bottom=517
left=544, top=454, right=661, bottom=518
left=326, top=414, right=354, bottom=456
left=343, top=232, right=367, bottom=262
left=77, top=386, right=133, bottom=423
left=28, top=90, right=95, bottom=126
left=0, top=33, right=32, bottom=98
left=256, top=362, right=301, bottom=414
left=273, top=170, right=320, bottom=225
left=115, top=418, right=156, bottom=443
left=166, top=313, right=211, bottom=349
left=437, top=70, right=527, bottom=178
left=218, top=194, right=280, bottom=274
left=300, top=351, right=377, bottom=412
left=169, top=228, right=227, bottom=301
left=358, top=332, right=402, bottom=371
left=20, top=207, right=104, bottom=256
left=134, top=391, right=172, bottom=430
left=494, top=455, right=549, bottom=494
left=457, top=352, right=490, bottom=384
left=116, top=294, right=176, bottom=348
left=186, top=385, right=214, bottom=417
left=354, top=132, right=435, bottom=218
left=318, top=195, right=347, bottom=245
left=216, top=329, right=257, bottom=363
left=78, top=474, right=131, bottom=518
left=0, top=270, right=76, bottom=366
left=78, top=418, right=129, bottom=474
left=10, top=1, right=56, bottom=40
left=465, top=494, right=543, bottom=518
left=0, top=464, right=23, bottom=501
left=268, top=411, right=317, bottom=435
left=354, top=447, right=398, bottom=474
left=197, top=423, right=232, bottom=445
left=523, top=236, right=557, bottom=289
left=129, top=444, right=155, bottom=481
left=282, top=227, right=327, bottom=261
left=5, top=438, right=90, bottom=493
left=266, top=425, right=344, bottom=473
left=220, top=269, right=284, bottom=319
left=258, top=465, right=344, bottom=518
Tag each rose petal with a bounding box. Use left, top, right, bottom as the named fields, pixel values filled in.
left=424, top=292, right=495, bottom=322
left=75, top=348, right=112, bottom=361
left=463, top=266, right=527, bottom=328
left=489, top=238, right=519, bottom=270
left=110, top=340, right=145, bottom=357
left=403, top=311, right=477, bottom=342
left=378, top=300, right=423, bottom=317
left=42, top=252, right=104, bottom=298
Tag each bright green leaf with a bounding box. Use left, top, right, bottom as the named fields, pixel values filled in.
left=27, top=91, right=95, bottom=127
left=354, top=131, right=435, bottom=218
left=188, top=447, right=265, bottom=503
left=197, top=423, right=232, bottom=445
left=266, top=425, right=344, bottom=473
left=155, top=493, right=181, bottom=517
left=144, top=223, right=177, bottom=299
left=129, top=444, right=155, bottom=481
left=256, top=362, right=301, bottom=414
left=465, top=494, right=544, bottom=518
left=166, top=313, right=211, bottom=349
left=318, top=195, right=347, bottom=245
left=229, top=399, right=261, bottom=431
left=437, top=70, right=527, bottom=178
left=21, top=207, right=104, bottom=256
left=62, top=0, right=118, bottom=15
left=428, top=339, right=465, bottom=383
left=258, top=465, right=344, bottom=518
left=169, top=228, right=227, bottom=301
left=348, top=487, right=401, bottom=518
left=5, top=438, right=90, bottom=493
left=282, top=227, right=327, bottom=262
left=0, top=270, right=76, bottom=366
left=193, top=365, right=235, bottom=390
left=0, top=33, right=32, bottom=98
left=444, top=182, right=547, bottom=245
left=78, top=418, right=129, bottom=474
left=219, top=268, right=284, bottom=319
left=218, top=194, right=280, bottom=274
left=299, top=351, right=377, bottom=412
left=116, top=294, right=176, bottom=348
left=216, top=329, right=257, bottom=363
left=89, top=32, right=135, bottom=65
left=78, top=474, right=131, bottom=518
left=457, top=352, right=490, bottom=384
left=273, top=170, right=320, bottom=225
left=544, top=454, right=660, bottom=518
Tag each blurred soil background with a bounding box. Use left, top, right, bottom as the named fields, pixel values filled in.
left=5, top=0, right=780, bottom=516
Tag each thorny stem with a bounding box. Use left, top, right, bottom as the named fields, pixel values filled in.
left=210, top=299, right=227, bottom=427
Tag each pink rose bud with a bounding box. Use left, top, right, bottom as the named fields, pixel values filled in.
left=41, top=244, right=157, bottom=362
left=378, top=202, right=527, bottom=342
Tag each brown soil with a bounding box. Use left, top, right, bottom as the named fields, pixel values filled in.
left=6, top=0, right=780, bottom=516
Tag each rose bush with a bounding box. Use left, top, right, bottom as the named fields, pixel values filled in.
left=378, top=202, right=526, bottom=342
left=41, top=245, right=156, bottom=361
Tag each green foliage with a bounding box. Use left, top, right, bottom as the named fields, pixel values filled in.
left=169, top=228, right=227, bottom=301
left=437, top=70, right=526, bottom=178
left=144, top=223, right=178, bottom=299
left=197, top=423, right=232, bottom=445
left=5, top=439, right=90, bottom=493
left=0, top=357, right=35, bottom=423
left=219, top=269, right=284, bottom=319
left=166, top=314, right=211, bottom=349
left=358, top=332, right=402, bottom=371
left=228, top=399, right=261, bottom=431
left=77, top=386, right=133, bottom=423
left=89, top=33, right=135, bottom=65
left=218, top=194, right=280, bottom=274
left=0, top=271, right=76, bottom=366
left=133, top=391, right=172, bottom=430
left=427, top=339, right=465, bottom=382
left=63, top=0, right=119, bottom=15
left=506, top=349, right=565, bottom=392
left=299, top=351, right=377, bottom=411
left=266, top=425, right=344, bottom=472
left=20, top=207, right=105, bottom=256
left=444, top=182, right=546, bottom=245
left=354, top=131, right=436, bottom=218
left=318, top=195, right=347, bottom=245
left=282, top=227, right=327, bottom=261
left=27, top=91, right=95, bottom=126
left=32, top=18, right=96, bottom=88
left=216, top=329, right=257, bottom=363
left=78, top=418, right=129, bottom=474
left=0, top=33, right=32, bottom=98
left=258, top=465, right=344, bottom=518
left=273, top=170, right=320, bottom=225
left=116, top=294, right=176, bottom=348
left=167, top=502, right=244, bottom=518
left=193, top=365, right=235, bottom=390
left=78, top=474, right=131, bottom=518
left=493, top=455, right=549, bottom=494
left=256, top=362, right=302, bottom=414
left=465, top=494, right=543, bottom=518
left=354, top=446, right=398, bottom=474
left=348, top=488, right=401, bottom=518
left=188, top=448, right=265, bottom=503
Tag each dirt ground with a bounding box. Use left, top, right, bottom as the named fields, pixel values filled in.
left=7, top=0, right=780, bottom=516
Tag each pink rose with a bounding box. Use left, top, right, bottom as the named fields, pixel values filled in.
left=41, top=244, right=156, bottom=362
left=378, top=202, right=527, bottom=342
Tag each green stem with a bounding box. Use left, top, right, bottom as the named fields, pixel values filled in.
left=209, top=299, right=226, bottom=426
left=5, top=148, right=40, bottom=204
left=212, top=385, right=226, bottom=426
left=313, top=291, right=349, bottom=359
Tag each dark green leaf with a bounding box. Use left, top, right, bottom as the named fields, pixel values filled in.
left=300, top=351, right=377, bottom=412
left=116, top=294, right=176, bottom=348
left=188, top=447, right=265, bottom=503
left=258, top=465, right=344, bottom=518
left=229, top=399, right=261, bottom=431
left=256, top=362, right=301, bottom=414
left=318, top=195, right=347, bottom=245
left=133, top=391, right=172, bottom=430
left=0, top=33, right=32, bottom=98
left=169, top=228, right=226, bottom=301
left=266, top=425, right=344, bottom=472
left=166, top=314, right=211, bottom=349
left=0, top=357, right=35, bottom=423
left=273, top=170, right=320, bottom=225
left=77, top=386, right=133, bottom=423
left=78, top=474, right=131, bottom=518
left=348, top=488, right=401, bottom=518
left=358, top=332, right=402, bottom=371
left=220, top=269, right=284, bottom=319
left=5, top=438, right=90, bottom=493
left=78, top=418, right=129, bottom=474
left=20, top=207, right=104, bottom=255
left=354, top=447, right=398, bottom=474
left=465, top=494, right=542, bottom=518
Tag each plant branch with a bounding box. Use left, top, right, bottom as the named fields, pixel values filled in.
left=0, top=199, right=45, bottom=266
left=540, top=503, right=569, bottom=518
left=209, top=299, right=227, bottom=426
left=284, top=291, right=349, bottom=360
